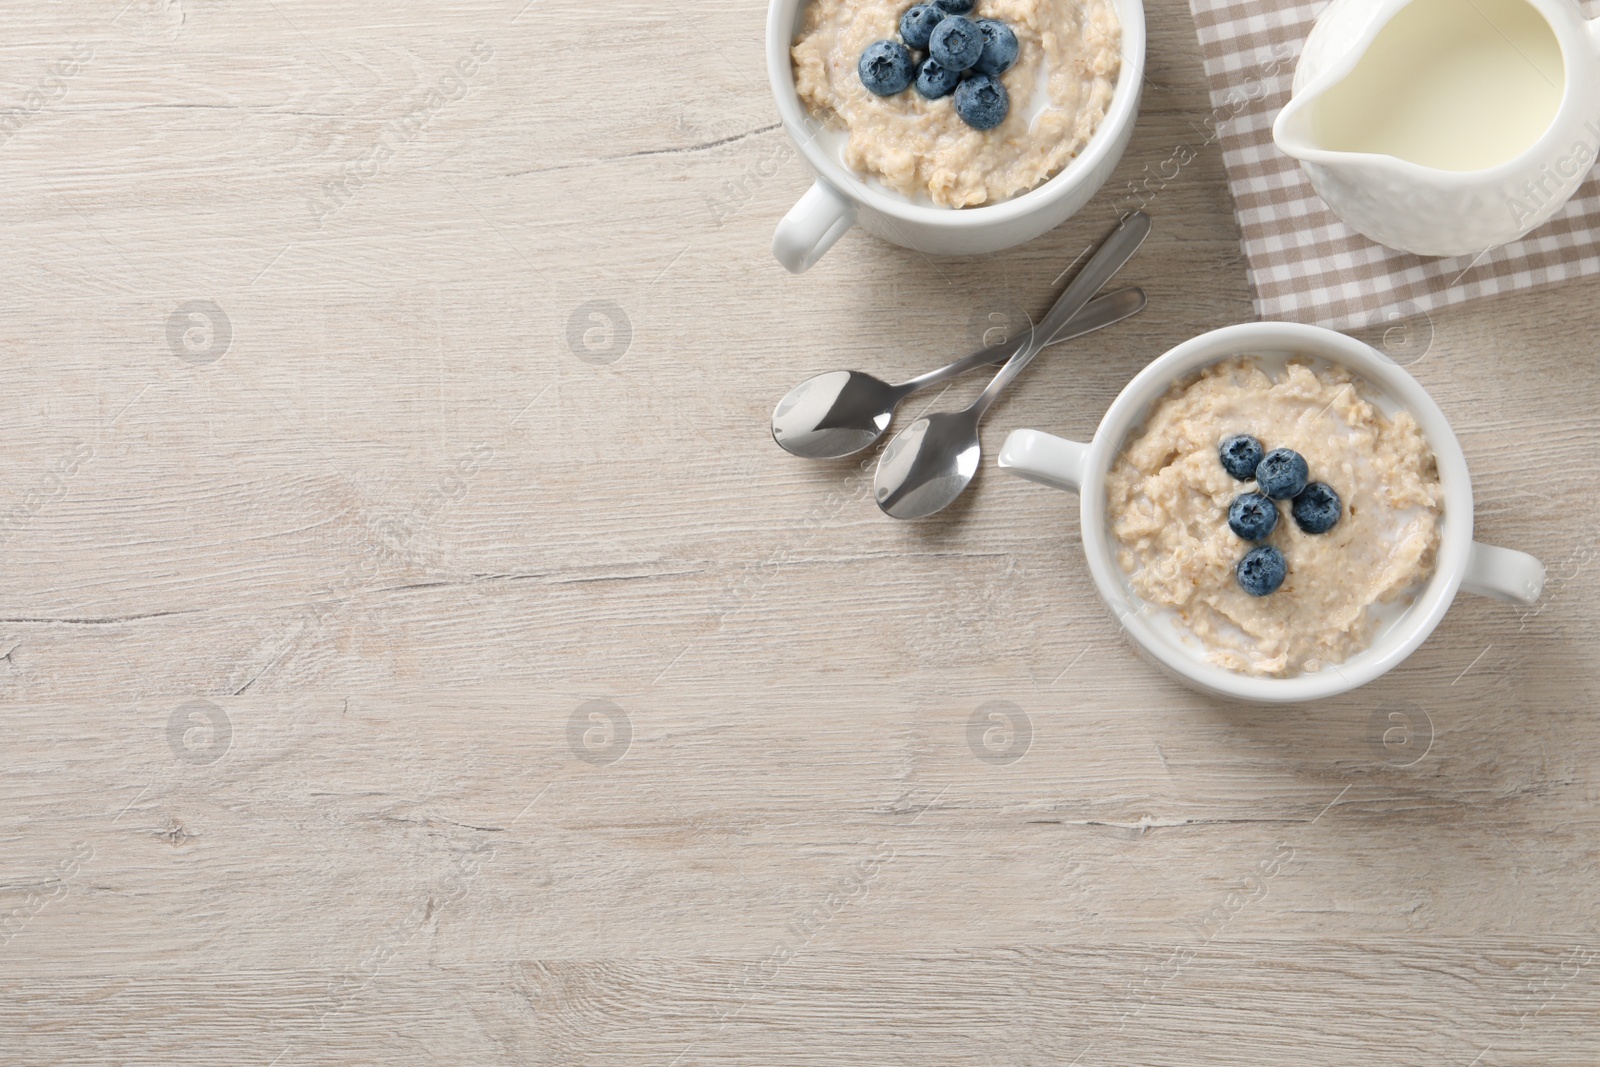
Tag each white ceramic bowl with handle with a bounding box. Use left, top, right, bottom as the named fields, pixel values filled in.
left=766, top=0, right=1145, bottom=273
left=997, top=321, right=1545, bottom=703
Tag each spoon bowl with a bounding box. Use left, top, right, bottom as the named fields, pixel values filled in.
left=772, top=370, right=898, bottom=459
left=874, top=411, right=982, bottom=519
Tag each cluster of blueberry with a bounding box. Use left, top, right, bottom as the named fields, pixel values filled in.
left=857, top=0, right=1020, bottom=130
left=1217, top=434, right=1343, bottom=598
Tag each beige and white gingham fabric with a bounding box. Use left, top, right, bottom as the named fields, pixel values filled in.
left=1185, top=0, right=1600, bottom=330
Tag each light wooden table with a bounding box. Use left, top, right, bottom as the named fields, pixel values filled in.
left=2, top=1, right=1595, bottom=1063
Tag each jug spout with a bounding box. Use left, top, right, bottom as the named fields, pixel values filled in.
left=1271, top=84, right=1380, bottom=170
left=1271, top=92, right=1323, bottom=164
left=1272, top=86, right=1394, bottom=176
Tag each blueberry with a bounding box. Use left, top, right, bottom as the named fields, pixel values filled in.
left=972, top=19, right=1019, bottom=75
left=858, top=40, right=915, bottom=96
left=915, top=57, right=961, bottom=99
left=953, top=72, right=1008, bottom=129
left=1237, top=545, right=1287, bottom=597
left=1228, top=491, right=1278, bottom=542
left=929, top=15, right=983, bottom=71
left=1255, top=447, right=1309, bottom=500
left=898, top=4, right=947, bottom=50
left=1291, top=482, right=1342, bottom=534
left=934, top=0, right=975, bottom=12
left=1218, top=433, right=1263, bottom=481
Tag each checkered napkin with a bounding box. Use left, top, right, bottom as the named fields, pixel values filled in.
left=1185, top=0, right=1600, bottom=330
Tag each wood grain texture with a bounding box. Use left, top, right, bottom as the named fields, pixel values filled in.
left=1, top=0, right=1596, bottom=1063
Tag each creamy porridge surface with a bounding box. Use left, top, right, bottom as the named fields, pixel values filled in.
left=792, top=0, right=1121, bottom=207
left=1106, top=357, right=1444, bottom=677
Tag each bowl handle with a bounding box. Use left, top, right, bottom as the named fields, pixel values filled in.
left=1461, top=541, right=1545, bottom=605
left=997, top=429, right=1089, bottom=494
left=772, top=179, right=855, bottom=274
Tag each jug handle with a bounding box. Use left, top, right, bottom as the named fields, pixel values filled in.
left=1461, top=542, right=1545, bottom=606
left=997, top=429, right=1090, bottom=494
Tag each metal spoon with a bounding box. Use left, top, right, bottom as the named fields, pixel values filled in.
left=874, top=211, right=1152, bottom=520
left=771, top=287, right=1147, bottom=460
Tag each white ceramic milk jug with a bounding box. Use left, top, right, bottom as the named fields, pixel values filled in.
left=1273, top=0, right=1600, bottom=257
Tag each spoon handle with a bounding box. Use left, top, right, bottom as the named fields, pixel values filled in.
left=970, top=212, right=1152, bottom=420
left=897, top=287, right=1146, bottom=393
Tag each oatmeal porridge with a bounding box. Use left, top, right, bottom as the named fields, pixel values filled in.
left=1105, top=357, right=1443, bottom=677
left=792, top=0, right=1121, bottom=207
